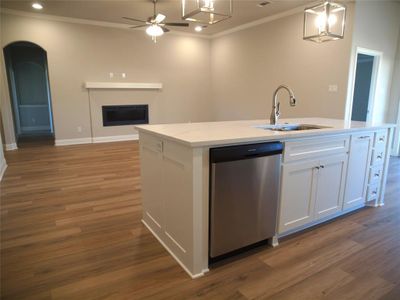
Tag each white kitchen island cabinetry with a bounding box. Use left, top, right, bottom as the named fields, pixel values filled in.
left=279, top=136, right=349, bottom=234
left=343, top=132, right=374, bottom=209
left=136, top=118, right=394, bottom=278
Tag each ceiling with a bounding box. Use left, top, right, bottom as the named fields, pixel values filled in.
left=0, top=0, right=315, bottom=35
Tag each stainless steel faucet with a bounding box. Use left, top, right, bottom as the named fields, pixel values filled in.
left=270, top=85, right=296, bottom=125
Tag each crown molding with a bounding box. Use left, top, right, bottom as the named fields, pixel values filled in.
left=211, top=1, right=319, bottom=39
left=1, top=1, right=321, bottom=41
left=0, top=8, right=212, bottom=40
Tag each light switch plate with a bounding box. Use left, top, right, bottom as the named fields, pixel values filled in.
left=329, top=84, right=338, bottom=92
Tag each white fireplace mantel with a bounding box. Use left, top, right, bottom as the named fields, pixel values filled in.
left=84, top=82, right=162, bottom=90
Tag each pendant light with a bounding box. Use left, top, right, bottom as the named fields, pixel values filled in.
left=303, top=0, right=346, bottom=43
left=181, top=0, right=232, bottom=25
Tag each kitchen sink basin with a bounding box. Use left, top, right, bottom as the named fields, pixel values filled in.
left=255, top=123, right=330, bottom=131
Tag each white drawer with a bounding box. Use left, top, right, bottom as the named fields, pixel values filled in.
left=284, top=135, right=349, bottom=162
left=371, top=148, right=385, bottom=166
left=374, top=130, right=388, bottom=148
left=367, top=183, right=380, bottom=202
left=369, top=165, right=384, bottom=186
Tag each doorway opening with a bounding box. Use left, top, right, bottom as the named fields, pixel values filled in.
left=3, top=41, right=55, bottom=147
left=350, top=49, right=381, bottom=123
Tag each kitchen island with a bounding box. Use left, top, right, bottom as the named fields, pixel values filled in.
left=135, top=118, right=395, bottom=278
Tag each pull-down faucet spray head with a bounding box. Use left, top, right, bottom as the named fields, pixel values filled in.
left=270, top=85, right=296, bottom=125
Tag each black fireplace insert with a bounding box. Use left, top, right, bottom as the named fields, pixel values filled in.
left=102, top=105, right=149, bottom=127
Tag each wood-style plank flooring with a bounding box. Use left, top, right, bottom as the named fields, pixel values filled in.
left=1, top=141, right=399, bottom=299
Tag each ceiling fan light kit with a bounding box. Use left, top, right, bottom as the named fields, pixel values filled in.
left=303, top=0, right=346, bottom=43
left=181, top=0, right=233, bottom=25
left=123, top=0, right=189, bottom=43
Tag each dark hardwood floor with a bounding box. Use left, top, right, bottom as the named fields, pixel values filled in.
left=1, top=141, right=399, bottom=299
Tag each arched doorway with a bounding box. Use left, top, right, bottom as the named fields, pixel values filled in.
left=3, top=41, right=54, bottom=146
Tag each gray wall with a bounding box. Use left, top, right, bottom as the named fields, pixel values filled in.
left=1, top=13, right=213, bottom=143
left=210, top=4, right=354, bottom=121
left=349, top=1, right=400, bottom=124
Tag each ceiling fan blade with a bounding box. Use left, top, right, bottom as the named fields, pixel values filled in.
left=162, top=27, right=170, bottom=33
left=129, top=25, right=148, bottom=29
left=122, top=17, right=147, bottom=23
left=164, top=22, right=189, bottom=27
left=155, top=13, right=166, bottom=23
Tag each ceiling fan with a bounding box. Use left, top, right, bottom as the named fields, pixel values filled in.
left=123, top=0, right=189, bottom=42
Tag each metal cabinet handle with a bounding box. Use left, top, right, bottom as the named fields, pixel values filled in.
left=372, top=190, right=377, bottom=195
left=314, top=166, right=320, bottom=170
left=374, top=173, right=380, bottom=177
left=379, top=137, right=385, bottom=142
left=358, top=136, right=370, bottom=139
left=320, top=165, right=325, bottom=168
left=377, top=154, right=383, bottom=159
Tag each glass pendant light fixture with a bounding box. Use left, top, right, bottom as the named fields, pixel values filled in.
left=181, top=0, right=232, bottom=25
left=303, top=0, right=346, bottom=43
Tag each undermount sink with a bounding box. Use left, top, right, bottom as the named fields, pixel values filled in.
left=255, top=123, right=330, bottom=131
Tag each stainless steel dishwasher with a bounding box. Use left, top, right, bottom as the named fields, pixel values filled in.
left=209, top=142, right=283, bottom=261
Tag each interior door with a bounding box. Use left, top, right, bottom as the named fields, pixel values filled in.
left=351, top=53, right=375, bottom=122
left=4, top=42, right=53, bottom=136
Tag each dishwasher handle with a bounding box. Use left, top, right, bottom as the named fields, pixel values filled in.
left=210, top=142, right=283, bottom=163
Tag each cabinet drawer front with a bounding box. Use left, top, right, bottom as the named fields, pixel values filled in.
left=374, top=130, right=388, bottom=148
left=371, top=148, right=386, bottom=166
left=369, top=165, right=384, bottom=186
left=367, top=184, right=380, bottom=202
left=284, top=136, right=349, bottom=162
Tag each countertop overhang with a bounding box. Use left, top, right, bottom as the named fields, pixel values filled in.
left=135, top=118, right=396, bottom=147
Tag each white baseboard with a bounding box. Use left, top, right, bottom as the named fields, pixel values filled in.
left=55, top=138, right=92, bottom=146
left=5, top=143, right=17, bottom=151
left=0, top=158, right=7, bottom=181
left=92, top=134, right=139, bottom=143
left=55, top=134, right=139, bottom=146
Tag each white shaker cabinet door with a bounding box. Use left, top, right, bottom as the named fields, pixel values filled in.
left=314, top=154, right=348, bottom=220
left=278, top=160, right=319, bottom=233
left=343, top=133, right=373, bottom=209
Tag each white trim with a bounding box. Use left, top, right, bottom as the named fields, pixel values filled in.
left=92, top=134, right=138, bottom=143
left=0, top=158, right=7, bottom=181
left=393, top=99, right=400, bottom=156
left=1, top=2, right=320, bottom=41
left=0, top=8, right=211, bottom=40
left=85, top=82, right=162, bottom=90
left=344, top=47, right=383, bottom=124
left=142, top=219, right=208, bottom=279
left=55, top=137, right=92, bottom=146
left=55, top=134, right=139, bottom=146
left=5, top=143, right=17, bottom=151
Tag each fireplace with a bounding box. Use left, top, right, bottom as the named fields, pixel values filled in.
left=102, top=105, right=149, bottom=127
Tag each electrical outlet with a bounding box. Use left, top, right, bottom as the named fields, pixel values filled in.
left=77, top=126, right=82, bottom=133
left=329, top=84, right=338, bottom=92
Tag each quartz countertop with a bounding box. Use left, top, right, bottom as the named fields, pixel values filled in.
left=135, top=118, right=395, bottom=147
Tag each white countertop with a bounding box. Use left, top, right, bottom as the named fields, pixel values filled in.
left=135, top=118, right=395, bottom=147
